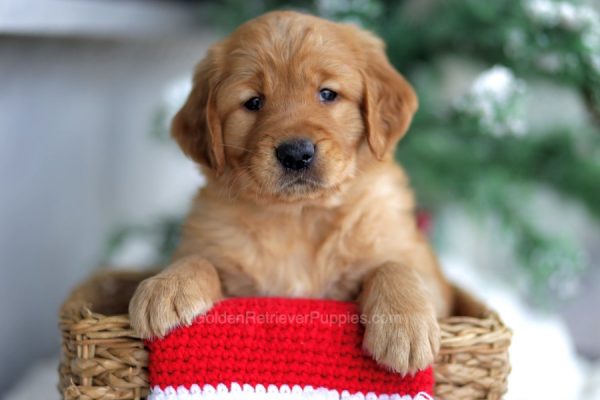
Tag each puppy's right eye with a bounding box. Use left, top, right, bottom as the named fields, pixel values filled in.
left=243, top=97, right=263, bottom=111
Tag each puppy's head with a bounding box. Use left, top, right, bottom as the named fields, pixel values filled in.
left=173, top=11, right=417, bottom=203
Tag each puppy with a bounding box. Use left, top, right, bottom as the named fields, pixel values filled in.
left=129, top=11, right=454, bottom=374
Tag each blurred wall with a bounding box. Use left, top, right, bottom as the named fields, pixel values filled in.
left=0, top=5, right=215, bottom=389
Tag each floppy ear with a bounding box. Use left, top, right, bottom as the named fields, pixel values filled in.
left=360, top=34, right=418, bottom=160
left=171, top=44, right=225, bottom=173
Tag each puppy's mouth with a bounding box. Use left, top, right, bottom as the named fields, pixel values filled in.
left=279, top=172, right=324, bottom=192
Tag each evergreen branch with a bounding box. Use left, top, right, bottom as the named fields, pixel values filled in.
left=582, top=84, right=600, bottom=126
left=397, top=124, right=600, bottom=218
left=378, top=0, right=600, bottom=126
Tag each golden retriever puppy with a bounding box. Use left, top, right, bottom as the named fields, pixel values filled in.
left=129, top=10, right=454, bottom=374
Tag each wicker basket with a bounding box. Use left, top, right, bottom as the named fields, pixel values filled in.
left=59, top=270, right=512, bottom=400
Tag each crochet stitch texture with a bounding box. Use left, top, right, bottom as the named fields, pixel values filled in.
left=146, top=298, right=434, bottom=400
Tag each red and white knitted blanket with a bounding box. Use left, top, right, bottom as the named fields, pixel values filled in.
left=146, top=298, right=434, bottom=400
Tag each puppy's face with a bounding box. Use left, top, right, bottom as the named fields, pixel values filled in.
left=173, top=12, right=417, bottom=203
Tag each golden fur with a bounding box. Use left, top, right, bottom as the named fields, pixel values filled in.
left=129, top=11, right=453, bottom=374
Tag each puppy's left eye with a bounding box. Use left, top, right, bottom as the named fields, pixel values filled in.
left=319, top=88, right=338, bottom=103
left=243, top=96, right=263, bottom=111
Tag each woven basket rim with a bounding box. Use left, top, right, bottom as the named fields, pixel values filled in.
left=59, top=270, right=510, bottom=326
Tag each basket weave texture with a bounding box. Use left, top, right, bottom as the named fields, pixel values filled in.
left=59, top=271, right=512, bottom=400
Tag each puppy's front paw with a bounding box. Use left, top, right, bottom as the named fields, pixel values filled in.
left=129, top=271, right=216, bottom=339
left=363, top=306, right=440, bottom=375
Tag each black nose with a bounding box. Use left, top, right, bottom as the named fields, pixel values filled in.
left=275, top=139, right=315, bottom=170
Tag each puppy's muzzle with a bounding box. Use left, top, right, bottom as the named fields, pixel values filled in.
left=275, top=138, right=315, bottom=171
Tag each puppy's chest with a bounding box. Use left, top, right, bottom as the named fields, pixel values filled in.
left=229, top=210, right=375, bottom=300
